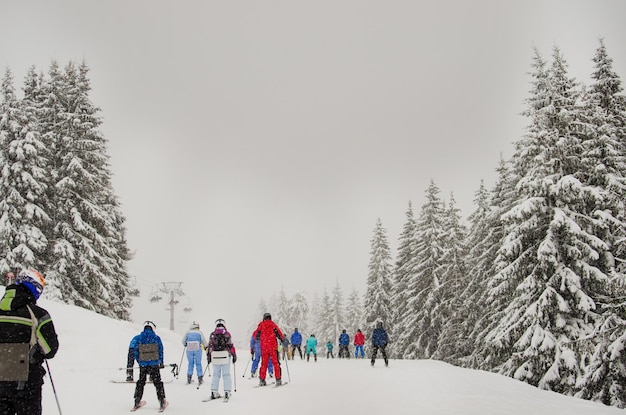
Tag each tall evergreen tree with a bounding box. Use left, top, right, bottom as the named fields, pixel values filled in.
left=290, top=291, right=310, bottom=335
left=395, top=181, right=446, bottom=359
left=316, top=289, right=336, bottom=347
left=363, top=218, right=393, bottom=336
left=0, top=68, right=50, bottom=275
left=465, top=160, right=518, bottom=369
left=345, top=287, right=363, bottom=336
left=573, top=39, right=626, bottom=407
left=433, top=193, right=468, bottom=363
left=449, top=180, right=493, bottom=366
left=390, top=201, right=417, bottom=358
left=38, top=61, right=131, bottom=319
left=275, top=287, right=291, bottom=329
left=485, top=47, right=619, bottom=394
left=331, top=280, right=346, bottom=338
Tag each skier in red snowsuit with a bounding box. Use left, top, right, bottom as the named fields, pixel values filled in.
left=252, top=313, right=285, bottom=386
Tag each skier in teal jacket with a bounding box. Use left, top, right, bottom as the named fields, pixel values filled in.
left=305, top=334, right=318, bottom=362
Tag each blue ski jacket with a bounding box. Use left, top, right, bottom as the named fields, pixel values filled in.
left=290, top=330, right=302, bottom=346
left=372, top=327, right=388, bottom=347
left=131, top=327, right=164, bottom=367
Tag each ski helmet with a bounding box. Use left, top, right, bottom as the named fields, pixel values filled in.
left=263, top=312, right=271, bottom=321
left=16, top=269, right=45, bottom=300
left=144, top=321, right=156, bottom=331
left=215, top=318, right=225, bottom=328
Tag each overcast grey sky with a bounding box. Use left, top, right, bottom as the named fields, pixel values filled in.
left=1, top=1, right=625, bottom=339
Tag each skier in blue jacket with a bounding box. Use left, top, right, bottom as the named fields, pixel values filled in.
left=338, top=329, right=350, bottom=358
left=130, top=321, right=168, bottom=411
left=290, top=328, right=303, bottom=359
left=250, top=334, right=274, bottom=378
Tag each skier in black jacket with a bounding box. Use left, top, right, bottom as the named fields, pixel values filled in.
left=0, top=269, right=59, bottom=415
left=370, top=321, right=389, bottom=367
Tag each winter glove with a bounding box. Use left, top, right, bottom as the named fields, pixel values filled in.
left=250, top=349, right=254, bottom=356
left=207, top=353, right=211, bottom=364
left=159, top=363, right=165, bottom=369
left=232, top=354, right=237, bottom=364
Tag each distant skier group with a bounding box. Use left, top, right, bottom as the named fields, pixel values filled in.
left=290, top=324, right=388, bottom=367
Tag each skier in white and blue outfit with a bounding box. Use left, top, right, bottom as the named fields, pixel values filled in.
left=182, top=321, right=208, bottom=384
left=206, top=319, right=237, bottom=401
left=249, top=334, right=273, bottom=378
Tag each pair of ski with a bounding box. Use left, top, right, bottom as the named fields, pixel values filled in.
left=202, top=394, right=230, bottom=403
left=112, top=380, right=175, bottom=384
left=254, top=381, right=288, bottom=388
left=130, top=400, right=168, bottom=412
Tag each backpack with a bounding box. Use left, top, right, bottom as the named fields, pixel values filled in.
left=0, top=305, right=38, bottom=382
left=212, top=332, right=229, bottom=351
left=138, top=343, right=159, bottom=361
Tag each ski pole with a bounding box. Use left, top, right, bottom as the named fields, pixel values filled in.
left=233, top=360, right=237, bottom=392
left=177, top=347, right=186, bottom=379
left=242, top=355, right=251, bottom=377
left=45, top=360, right=63, bottom=415
left=197, top=363, right=210, bottom=390
left=282, top=349, right=291, bottom=382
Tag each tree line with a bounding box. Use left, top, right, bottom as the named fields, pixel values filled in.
left=367, top=40, right=626, bottom=408
left=0, top=61, right=132, bottom=319
left=264, top=40, right=626, bottom=409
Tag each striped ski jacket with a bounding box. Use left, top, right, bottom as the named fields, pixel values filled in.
left=0, top=284, right=59, bottom=390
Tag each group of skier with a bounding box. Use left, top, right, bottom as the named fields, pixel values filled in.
left=126, top=317, right=238, bottom=410
left=1, top=268, right=386, bottom=414
left=124, top=312, right=390, bottom=411
left=291, top=325, right=388, bottom=366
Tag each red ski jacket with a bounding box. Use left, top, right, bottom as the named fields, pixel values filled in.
left=253, top=319, right=285, bottom=353
left=354, top=331, right=365, bottom=346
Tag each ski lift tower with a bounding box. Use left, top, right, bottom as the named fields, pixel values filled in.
left=159, top=282, right=185, bottom=331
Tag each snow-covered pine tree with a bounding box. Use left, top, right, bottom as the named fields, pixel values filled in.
left=307, top=292, right=321, bottom=341
left=38, top=61, right=131, bottom=319
left=394, top=181, right=446, bottom=359
left=363, top=218, right=393, bottom=341
left=485, top=46, right=619, bottom=395
left=389, top=201, right=417, bottom=358
left=573, top=39, right=626, bottom=407
left=331, top=280, right=347, bottom=338
left=463, top=160, right=518, bottom=370
left=316, top=288, right=336, bottom=347
left=0, top=68, right=50, bottom=275
left=275, top=287, right=291, bottom=329
left=289, top=291, right=309, bottom=335
left=433, top=193, right=468, bottom=364
left=345, top=287, right=363, bottom=340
